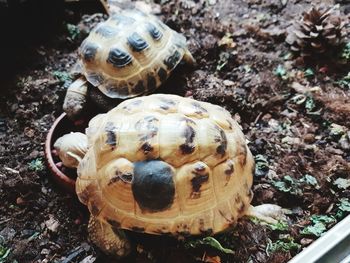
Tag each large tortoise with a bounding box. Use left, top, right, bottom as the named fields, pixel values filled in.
left=55, top=94, right=283, bottom=257
left=63, top=9, right=195, bottom=120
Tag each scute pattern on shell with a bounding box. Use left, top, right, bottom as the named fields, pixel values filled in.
left=76, top=94, right=254, bottom=236
left=78, top=9, right=189, bottom=99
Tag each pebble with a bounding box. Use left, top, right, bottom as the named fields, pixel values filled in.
left=223, top=79, right=235, bottom=86
left=0, top=227, right=16, bottom=241
left=41, top=248, right=50, bottom=255
left=303, top=133, right=315, bottom=143
left=300, top=238, right=314, bottom=246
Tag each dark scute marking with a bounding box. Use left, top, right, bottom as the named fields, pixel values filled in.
left=111, top=14, right=136, bottom=25
left=107, top=48, right=132, bottom=68
left=160, top=97, right=176, bottom=106
left=90, top=202, right=100, bottom=216
left=182, top=117, right=196, bottom=125
left=132, top=160, right=175, bottom=212
left=146, top=22, right=162, bottom=40
left=122, top=99, right=142, bottom=110
left=141, top=142, right=153, bottom=154
left=183, top=122, right=196, bottom=140
left=191, top=172, right=209, bottom=193
left=87, top=73, right=104, bottom=87
left=158, top=97, right=176, bottom=111
left=147, top=74, right=157, bottom=91
left=200, top=228, right=213, bottom=235
left=157, top=67, right=167, bottom=82
left=133, top=80, right=145, bottom=94
left=105, top=122, right=117, bottom=148
left=215, top=128, right=227, bottom=156
left=239, top=143, right=248, bottom=166
left=159, top=103, right=169, bottom=110
left=235, top=196, right=246, bottom=214
left=135, top=116, right=159, bottom=141
left=179, top=144, right=195, bottom=154
left=127, top=32, right=149, bottom=52
left=131, top=226, right=145, bottom=233
left=192, top=102, right=208, bottom=115
left=95, top=25, right=118, bottom=38
left=224, top=161, right=234, bottom=175
left=179, top=124, right=196, bottom=154
left=120, top=173, right=133, bottom=183
left=108, top=171, right=133, bottom=185
left=164, top=50, right=181, bottom=70
left=81, top=42, right=98, bottom=62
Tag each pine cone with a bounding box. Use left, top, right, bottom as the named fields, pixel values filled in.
left=286, top=5, right=347, bottom=56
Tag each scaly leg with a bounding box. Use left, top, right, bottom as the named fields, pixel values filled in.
left=245, top=204, right=288, bottom=224
left=182, top=49, right=196, bottom=67
left=88, top=216, right=131, bottom=258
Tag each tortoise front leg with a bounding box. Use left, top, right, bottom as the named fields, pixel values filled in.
left=182, top=49, right=196, bottom=67
left=88, top=216, right=132, bottom=258
left=63, top=77, right=88, bottom=120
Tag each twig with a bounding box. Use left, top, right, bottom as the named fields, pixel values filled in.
left=4, top=167, right=19, bottom=174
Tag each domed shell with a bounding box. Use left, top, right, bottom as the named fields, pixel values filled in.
left=78, top=10, right=190, bottom=99
left=76, top=94, right=254, bottom=236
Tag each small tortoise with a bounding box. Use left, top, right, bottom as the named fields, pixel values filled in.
left=55, top=94, right=284, bottom=258
left=63, top=9, right=195, bottom=119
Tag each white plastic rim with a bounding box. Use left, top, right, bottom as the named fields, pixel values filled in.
left=289, top=215, right=350, bottom=263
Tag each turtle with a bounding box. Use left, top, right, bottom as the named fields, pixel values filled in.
left=63, top=9, right=195, bottom=120
left=54, top=94, right=285, bottom=258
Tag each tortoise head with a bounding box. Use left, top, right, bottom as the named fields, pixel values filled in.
left=54, top=132, right=88, bottom=168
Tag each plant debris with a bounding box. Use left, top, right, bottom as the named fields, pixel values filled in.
left=0, top=0, right=349, bottom=262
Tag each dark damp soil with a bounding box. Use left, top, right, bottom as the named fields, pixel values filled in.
left=1, top=0, right=350, bottom=262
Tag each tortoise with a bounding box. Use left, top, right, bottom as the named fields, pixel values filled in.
left=55, top=94, right=284, bottom=258
left=63, top=9, right=195, bottom=120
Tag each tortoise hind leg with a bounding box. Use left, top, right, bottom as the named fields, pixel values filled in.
left=88, top=216, right=132, bottom=258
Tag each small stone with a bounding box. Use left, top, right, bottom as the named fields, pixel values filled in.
left=16, top=197, right=26, bottom=205
left=339, top=134, right=350, bottom=151
left=223, top=79, right=235, bottom=86
left=41, top=248, right=50, bottom=255
left=80, top=255, right=96, bottom=263
left=24, top=127, right=35, bottom=138
left=303, top=133, right=315, bottom=143
left=0, top=227, right=16, bottom=241
left=45, top=215, right=60, bottom=232
left=300, top=238, right=313, bottom=246
left=41, top=187, right=48, bottom=195
left=208, top=0, right=216, bottom=5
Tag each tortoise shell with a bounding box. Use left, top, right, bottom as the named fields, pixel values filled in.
left=78, top=9, right=190, bottom=99
left=76, top=94, right=254, bottom=236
